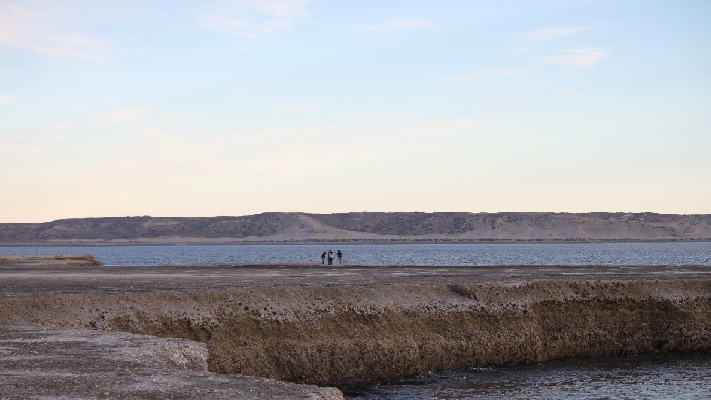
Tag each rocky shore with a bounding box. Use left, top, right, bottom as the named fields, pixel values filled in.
left=1, top=259, right=709, bottom=398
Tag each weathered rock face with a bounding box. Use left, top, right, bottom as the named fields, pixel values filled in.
left=1, top=280, right=709, bottom=387
left=0, top=325, right=344, bottom=399
left=2, top=212, right=711, bottom=242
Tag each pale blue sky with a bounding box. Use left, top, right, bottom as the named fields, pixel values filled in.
left=1, top=0, right=710, bottom=222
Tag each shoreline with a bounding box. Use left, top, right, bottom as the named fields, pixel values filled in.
left=1, top=262, right=710, bottom=398
left=2, top=238, right=711, bottom=246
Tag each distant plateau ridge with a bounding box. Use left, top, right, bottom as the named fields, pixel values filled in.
left=1, top=212, right=710, bottom=244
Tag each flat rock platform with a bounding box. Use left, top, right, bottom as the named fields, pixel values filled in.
left=1, top=260, right=710, bottom=399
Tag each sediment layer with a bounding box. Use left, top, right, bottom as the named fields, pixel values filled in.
left=1, top=264, right=709, bottom=388
left=0, top=254, right=101, bottom=266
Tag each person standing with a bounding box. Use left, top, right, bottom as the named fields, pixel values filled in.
left=321, top=251, right=326, bottom=264
left=327, top=250, right=334, bottom=265
left=336, top=249, right=343, bottom=264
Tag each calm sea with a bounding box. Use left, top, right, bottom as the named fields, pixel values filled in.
left=2, top=242, right=710, bottom=399
left=1, top=242, right=711, bottom=266
left=347, top=352, right=711, bottom=400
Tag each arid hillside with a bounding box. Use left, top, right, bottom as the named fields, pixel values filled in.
left=1, top=212, right=710, bottom=243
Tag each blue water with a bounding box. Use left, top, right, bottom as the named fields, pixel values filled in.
left=347, top=352, right=711, bottom=400
left=1, top=242, right=710, bottom=266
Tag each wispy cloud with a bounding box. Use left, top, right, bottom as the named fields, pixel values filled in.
left=53, top=122, right=73, bottom=131
left=0, top=134, right=44, bottom=155
left=96, top=107, right=150, bottom=125
left=440, top=69, right=526, bottom=84
left=0, top=3, right=105, bottom=63
left=41, top=132, right=68, bottom=140
left=440, top=74, right=476, bottom=82
left=519, top=25, right=592, bottom=42
left=555, top=90, right=586, bottom=103
left=200, top=0, right=311, bottom=38
left=278, top=103, right=319, bottom=113
left=359, top=17, right=433, bottom=32
left=33, top=122, right=74, bottom=140
left=0, top=95, right=10, bottom=104
left=537, top=48, right=610, bottom=68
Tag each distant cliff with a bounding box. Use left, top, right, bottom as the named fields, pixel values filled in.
left=1, top=212, right=710, bottom=243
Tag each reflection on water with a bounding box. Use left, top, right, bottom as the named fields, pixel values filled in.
left=347, top=352, right=711, bottom=400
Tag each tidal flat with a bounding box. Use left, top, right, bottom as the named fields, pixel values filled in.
left=1, top=258, right=709, bottom=398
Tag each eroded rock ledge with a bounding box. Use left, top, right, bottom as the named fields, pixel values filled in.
left=0, top=325, right=342, bottom=399
left=1, top=268, right=709, bottom=389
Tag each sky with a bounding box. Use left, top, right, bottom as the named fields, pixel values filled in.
left=1, top=0, right=710, bottom=222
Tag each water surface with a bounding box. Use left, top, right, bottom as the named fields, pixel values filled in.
left=1, top=242, right=710, bottom=266
left=347, top=352, right=711, bottom=400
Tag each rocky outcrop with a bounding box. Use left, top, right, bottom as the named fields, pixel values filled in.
left=0, top=325, right=344, bottom=399
left=1, top=279, right=709, bottom=387
left=2, top=212, right=711, bottom=243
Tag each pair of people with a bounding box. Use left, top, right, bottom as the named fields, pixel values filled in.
left=321, top=250, right=343, bottom=265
